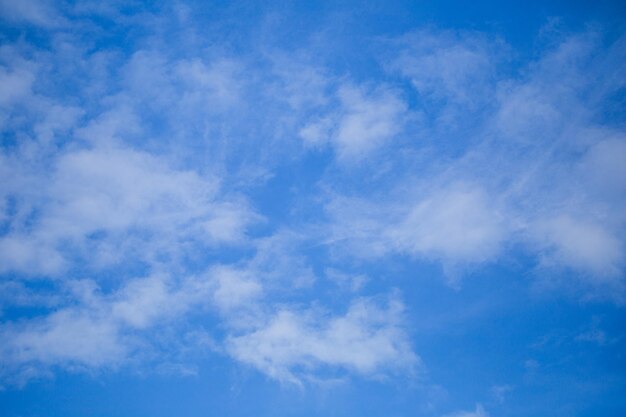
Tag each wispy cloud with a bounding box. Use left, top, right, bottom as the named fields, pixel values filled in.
left=0, top=0, right=65, bottom=28
left=0, top=1, right=624, bottom=402
left=319, top=29, right=626, bottom=296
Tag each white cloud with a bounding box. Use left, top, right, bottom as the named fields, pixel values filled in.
left=299, top=84, right=408, bottom=160
left=390, top=185, right=504, bottom=265
left=4, top=308, right=127, bottom=368
left=391, top=30, right=498, bottom=105
left=0, top=65, right=35, bottom=107
left=33, top=104, right=84, bottom=143
left=533, top=215, right=623, bottom=279
left=442, top=404, right=488, bottom=417
left=0, top=143, right=256, bottom=276
left=299, top=116, right=334, bottom=148
left=0, top=272, right=217, bottom=383
left=320, top=29, right=626, bottom=295
left=226, top=295, right=418, bottom=384
left=491, top=384, right=512, bottom=404
left=0, top=0, right=64, bottom=28
left=324, top=183, right=505, bottom=277
left=175, top=58, right=243, bottom=108
left=0, top=246, right=419, bottom=387
left=333, top=85, right=407, bottom=160
left=579, top=137, right=626, bottom=199
left=271, top=55, right=331, bottom=110
left=1, top=7, right=625, bottom=392
left=0, top=235, right=66, bottom=276
left=211, top=266, right=263, bottom=313
left=325, top=268, right=368, bottom=292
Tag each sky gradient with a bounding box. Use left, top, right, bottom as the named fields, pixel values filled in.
left=1, top=1, right=625, bottom=416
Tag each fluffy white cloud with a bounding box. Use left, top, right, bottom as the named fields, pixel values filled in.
left=533, top=215, right=623, bottom=279
left=4, top=308, right=127, bottom=368
left=390, top=185, right=504, bottom=264
left=0, top=65, right=35, bottom=108
left=300, top=84, right=408, bottom=160
left=0, top=143, right=255, bottom=276
left=333, top=85, right=407, bottom=160
left=211, top=266, right=263, bottom=313
left=226, top=295, right=418, bottom=384
left=324, top=183, right=505, bottom=275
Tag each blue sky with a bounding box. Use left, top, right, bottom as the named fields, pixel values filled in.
left=1, top=1, right=625, bottom=416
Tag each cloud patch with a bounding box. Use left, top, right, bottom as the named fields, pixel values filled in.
left=226, top=295, right=418, bottom=384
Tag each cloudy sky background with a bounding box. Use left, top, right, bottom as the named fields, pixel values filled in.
left=1, top=1, right=625, bottom=416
